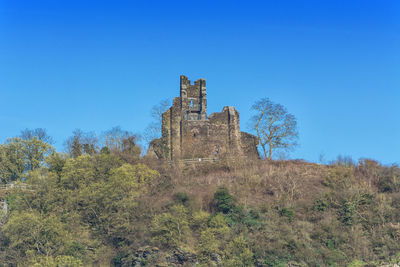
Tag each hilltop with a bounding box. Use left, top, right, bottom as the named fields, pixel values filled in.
left=0, top=137, right=399, bottom=266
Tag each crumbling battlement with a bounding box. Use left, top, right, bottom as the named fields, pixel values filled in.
left=148, top=75, right=259, bottom=160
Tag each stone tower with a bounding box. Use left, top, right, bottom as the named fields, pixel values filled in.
left=180, top=75, right=207, bottom=121
left=147, top=75, right=259, bottom=160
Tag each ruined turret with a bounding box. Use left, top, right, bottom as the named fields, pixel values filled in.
left=148, top=75, right=259, bottom=160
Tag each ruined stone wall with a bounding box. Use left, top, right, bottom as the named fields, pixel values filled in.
left=148, top=75, right=259, bottom=160
left=180, top=75, right=207, bottom=121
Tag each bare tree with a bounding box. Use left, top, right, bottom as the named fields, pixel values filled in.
left=100, top=126, right=141, bottom=163
left=100, top=126, right=133, bottom=152
left=250, top=98, right=298, bottom=159
left=20, top=128, right=54, bottom=144
left=64, top=129, right=98, bottom=157
left=143, top=99, right=170, bottom=144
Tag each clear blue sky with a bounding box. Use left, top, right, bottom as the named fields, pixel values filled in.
left=0, top=0, right=399, bottom=164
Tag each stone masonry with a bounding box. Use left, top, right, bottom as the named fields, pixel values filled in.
left=148, top=75, right=259, bottom=160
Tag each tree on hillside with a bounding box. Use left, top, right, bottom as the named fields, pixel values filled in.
left=100, top=126, right=132, bottom=152
left=20, top=128, right=54, bottom=144
left=22, top=138, right=54, bottom=171
left=143, top=99, right=170, bottom=145
left=0, top=140, right=25, bottom=183
left=64, top=129, right=98, bottom=157
left=64, top=127, right=141, bottom=162
left=19, top=129, right=55, bottom=171
left=250, top=98, right=298, bottom=159
left=100, top=126, right=141, bottom=163
left=0, top=137, right=54, bottom=183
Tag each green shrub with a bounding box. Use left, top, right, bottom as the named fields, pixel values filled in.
left=197, top=228, right=220, bottom=263
left=323, top=166, right=355, bottom=189
left=347, top=259, right=366, bottom=267
left=29, top=255, right=83, bottom=267
left=213, top=186, right=237, bottom=214
left=191, top=210, right=210, bottom=231
left=280, top=207, right=295, bottom=223
left=313, top=199, right=329, bottom=212
left=224, top=235, right=254, bottom=266
left=340, top=201, right=356, bottom=226
left=174, top=192, right=189, bottom=205
left=378, top=166, right=400, bottom=193
left=151, top=205, right=190, bottom=248
left=263, top=255, right=287, bottom=267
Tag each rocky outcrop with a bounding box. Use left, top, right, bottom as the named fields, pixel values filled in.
left=165, top=248, right=197, bottom=266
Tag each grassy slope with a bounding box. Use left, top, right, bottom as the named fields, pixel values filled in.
left=1, top=155, right=399, bottom=266
left=139, top=157, right=400, bottom=266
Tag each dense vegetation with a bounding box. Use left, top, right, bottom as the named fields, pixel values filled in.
left=0, top=130, right=399, bottom=266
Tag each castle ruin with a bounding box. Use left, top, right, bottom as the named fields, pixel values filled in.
left=148, top=75, right=259, bottom=160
